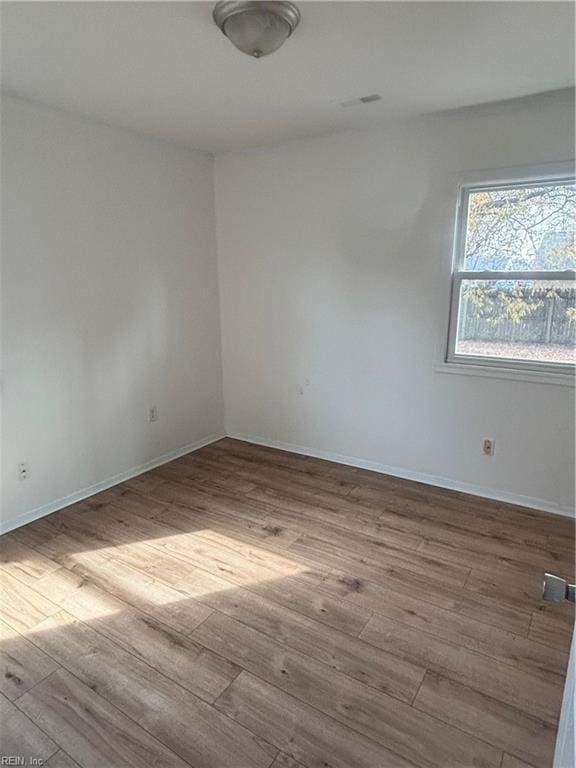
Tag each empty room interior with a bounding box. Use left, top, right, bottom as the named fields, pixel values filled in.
left=1, top=2, right=576, bottom=767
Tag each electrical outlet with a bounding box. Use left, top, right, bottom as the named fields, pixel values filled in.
left=297, top=378, right=311, bottom=396
left=482, top=438, right=495, bottom=456
left=148, top=405, right=159, bottom=422
left=18, top=462, right=30, bottom=480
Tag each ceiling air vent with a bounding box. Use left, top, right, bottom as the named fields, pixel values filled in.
left=338, top=94, right=382, bottom=108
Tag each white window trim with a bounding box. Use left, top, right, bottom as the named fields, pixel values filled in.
left=434, top=361, right=575, bottom=387
left=444, top=161, right=576, bottom=382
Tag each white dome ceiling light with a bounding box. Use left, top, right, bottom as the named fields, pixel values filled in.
left=213, top=1, right=300, bottom=58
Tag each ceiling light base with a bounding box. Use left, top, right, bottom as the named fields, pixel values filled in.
left=213, top=1, right=300, bottom=58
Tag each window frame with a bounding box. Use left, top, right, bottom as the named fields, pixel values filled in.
left=446, top=171, right=576, bottom=376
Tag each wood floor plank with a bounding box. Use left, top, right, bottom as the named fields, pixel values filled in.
left=321, top=568, right=532, bottom=637
left=160, top=502, right=303, bottom=551
left=144, top=478, right=269, bottom=519
left=106, top=492, right=310, bottom=567
left=26, top=611, right=275, bottom=768
left=122, top=471, right=166, bottom=495
left=215, top=671, right=416, bottom=768
left=147, top=475, right=270, bottom=518
left=48, top=513, right=199, bottom=589
left=176, top=566, right=425, bottom=703
left=270, top=754, right=306, bottom=768
left=17, top=670, right=190, bottom=768
left=209, top=452, right=359, bottom=499
left=414, top=671, right=556, bottom=768
left=360, top=613, right=564, bottom=724
left=83, top=501, right=311, bottom=590
left=57, top=579, right=240, bottom=702
left=45, top=507, right=203, bottom=590
left=288, top=532, right=470, bottom=587
left=51, top=502, right=168, bottom=553
left=109, top=503, right=319, bottom=583
left=418, top=536, right=571, bottom=578
left=162, top=543, right=371, bottom=637
left=246, top=485, right=424, bottom=552
left=88, top=504, right=371, bottom=636
left=8, top=516, right=60, bottom=550
left=238, top=445, right=552, bottom=544
left=74, top=555, right=213, bottom=636
left=100, top=542, right=198, bottom=593
left=465, top=567, right=565, bottom=612
left=104, top=486, right=170, bottom=518
left=347, top=477, right=574, bottom=540
left=501, top=755, right=539, bottom=768
left=348, top=481, right=573, bottom=547
left=0, top=618, right=59, bottom=701
left=128, top=507, right=369, bottom=636
left=246, top=481, right=381, bottom=525
left=247, top=480, right=549, bottom=553
left=0, top=571, right=61, bottom=633
left=375, top=502, right=551, bottom=550
left=240, top=450, right=565, bottom=555
left=277, top=512, right=425, bottom=562
left=194, top=612, right=502, bottom=768
left=0, top=537, right=61, bottom=585
left=246, top=478, right=571, bottom=594
left=529, top=608, right=574, bottom=652
left=532, top=597, right=576, bottom=626
left=45, top=750, right=82, bottom=768
left=30, top=535, right=214, bottom=637
left=546, top=534, right=575, bottom=558
left=205, top=438, right=324, bottom=473
left=318, top=579, right=567, bottom=679
left=0, top=691, right=59, bottom=765
left=33, top=567, right=92, bottom=604
left=151, top=460, right=259, bottom=496
left=157, top=526, right=305, bottom=584
left=249, top=570, right=371, bottom=636
left=184, top=470, right=261, bottom=498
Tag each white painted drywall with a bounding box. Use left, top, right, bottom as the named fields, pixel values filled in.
left=215, top=90, right=576, bottom=515
left=1, top=95, right=224, bottom=530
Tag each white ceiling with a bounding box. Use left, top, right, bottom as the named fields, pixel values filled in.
left=1, top=1, right=574, bottom=153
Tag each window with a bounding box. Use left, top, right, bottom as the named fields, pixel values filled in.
left=447, top=176, right=576, bottom=373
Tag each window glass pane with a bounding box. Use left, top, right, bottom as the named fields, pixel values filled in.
left=464, top=182, right=576, bottom=271
left=455, top=279, right=576, bottom=365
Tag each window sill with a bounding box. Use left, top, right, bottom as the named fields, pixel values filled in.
left=434, top=362, right=575, bottom=387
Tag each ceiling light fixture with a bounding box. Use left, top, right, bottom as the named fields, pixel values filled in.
left=213, top=1, right=300, bottom=58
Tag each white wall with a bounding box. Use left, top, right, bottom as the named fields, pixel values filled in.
left=1, top=95, right=224, bottom=531
left=215, top=90, right=575, bottom=515
left=2, top=90, right=574, bottom=530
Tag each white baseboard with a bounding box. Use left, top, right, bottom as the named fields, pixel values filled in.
left=227, top=431, right=575, bottom=519
left=0, top=432, right=225, bottom=535
left=3, top=427, right=572, bottom=534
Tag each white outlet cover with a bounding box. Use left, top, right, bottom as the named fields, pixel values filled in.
left=148, top=406, right=159, bottom=422
left=483, top=439, right=495, bottom=455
